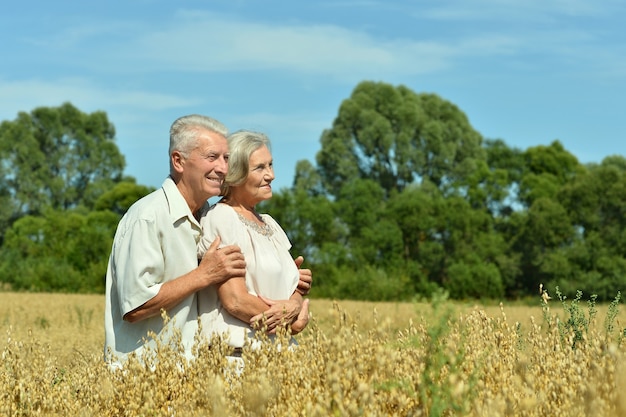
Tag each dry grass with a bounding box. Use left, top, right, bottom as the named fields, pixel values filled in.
left=1, top=292, right=626, bottom=416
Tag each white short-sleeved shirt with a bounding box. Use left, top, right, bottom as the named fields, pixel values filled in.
left=104, top=177, right=208, bottom=366
left=197, top=203, right=299, bottom=347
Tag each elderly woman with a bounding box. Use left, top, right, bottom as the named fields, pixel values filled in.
left=197, top=130, right=309, bottom=358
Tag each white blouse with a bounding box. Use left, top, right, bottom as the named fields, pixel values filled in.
left=196, top=202, right=299, bottom=347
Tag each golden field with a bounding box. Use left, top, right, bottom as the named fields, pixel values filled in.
left=1, top=291, right=626, bottom=416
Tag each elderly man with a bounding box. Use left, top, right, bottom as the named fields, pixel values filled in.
left=104, top=114, right=311, bottom=367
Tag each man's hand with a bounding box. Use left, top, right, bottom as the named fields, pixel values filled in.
left=289, top=298, right=310, bottom=335
left=198, top=236, right=246, bottom=287
left=295, top=256, right=312, bottom=295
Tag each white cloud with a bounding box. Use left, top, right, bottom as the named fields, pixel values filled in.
left=226, top=110, right=332, bottom=142
left=419, top=0, right=623, bottom=21
left=110, top=12, right=455, bottom=79
left=11, top=4, right=624, bottom=85
left=0, top=77, right=201, bottom=122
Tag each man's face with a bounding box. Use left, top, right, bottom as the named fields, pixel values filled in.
left=179, top=128, right=229, bottom=207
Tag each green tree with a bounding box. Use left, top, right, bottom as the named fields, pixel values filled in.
left=334, top=178, right=404, bottom=269
left=316, top=81, right=485, bottom=197
left=507, top=198, right=575, bottom=295
left=0, top=208, right=119, bottom=292
left=288, top=82, right=518, bottom=300
left=554, top=156, right=626, bottom=299
left=482, top=139, right=525, bottom=216
left=277, top=82, right=626, bottom=301
left=94, top=180, right=154, bottom=216
left=0, top=102, right=125, bottom=238
left=518, top=141, right=582, bottom=208
left=487, top=141, right=584, bottom=296
left=385, top=182, right=506, bottom=299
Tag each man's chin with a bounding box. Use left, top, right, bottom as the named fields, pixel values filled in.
left=204, top=183, right=222, bottom=197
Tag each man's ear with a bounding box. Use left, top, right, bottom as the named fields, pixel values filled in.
left=171, top=151, right=185, bottom=174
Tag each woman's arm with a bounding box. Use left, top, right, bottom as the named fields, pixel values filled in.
left=216, top=277, right=268, bottom=322
left=217, top=277, right=302, bottom=326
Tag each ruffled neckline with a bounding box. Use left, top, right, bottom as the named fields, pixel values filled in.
left=234, top=211, right=274, bottom=237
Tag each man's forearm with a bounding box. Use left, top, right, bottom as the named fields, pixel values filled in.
left=123, top=269, right=206, bottom=322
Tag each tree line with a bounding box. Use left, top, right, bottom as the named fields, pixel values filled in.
left=1, top=82, right=625, bottom=301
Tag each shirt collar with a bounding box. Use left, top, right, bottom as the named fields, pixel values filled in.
left=162, top=176, right=201, bottom=227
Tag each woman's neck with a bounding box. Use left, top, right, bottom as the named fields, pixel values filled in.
left=222, top=194, right=263, bottom=223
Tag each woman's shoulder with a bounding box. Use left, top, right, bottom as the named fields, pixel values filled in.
left=208, top=201, right=237, bottom=216
left=200, top=201, right=238, bottom=229
left=261, top=213, right=288, bottom=228
left=260, top=213, right=280, bottom=228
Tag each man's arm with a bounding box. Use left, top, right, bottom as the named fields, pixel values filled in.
left=124, top=237, right=245, bottom=322
left=288, top=298, right=310, bottom=334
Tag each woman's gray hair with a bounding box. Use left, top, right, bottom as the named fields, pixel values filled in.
left=169, top=114, right=228, bottom=166
left=222, top=130, right=271, bottom=198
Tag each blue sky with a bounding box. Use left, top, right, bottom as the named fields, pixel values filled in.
left=2, top=0, right=625, bottom=191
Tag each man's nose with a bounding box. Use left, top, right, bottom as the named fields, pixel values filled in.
left=216, top=157, right=228, bottom=173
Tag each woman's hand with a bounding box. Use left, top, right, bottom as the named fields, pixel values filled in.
left=250, top=295, right=301, bottom=334
left=295, top=256, right=312, bottom=295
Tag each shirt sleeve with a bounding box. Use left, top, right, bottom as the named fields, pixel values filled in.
left=197, top=215, right=212, bottom=259
left=199, top=204, right=253, bottom=256
left=114, top=218, right=164, bottom=317
left=262, top=214, right=293, bottom=251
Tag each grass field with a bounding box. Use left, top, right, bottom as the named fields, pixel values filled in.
left=1, top=291, right=626, bottom=416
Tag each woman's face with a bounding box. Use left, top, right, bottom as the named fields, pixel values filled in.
left=241, top=145, right=275, bottom=203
